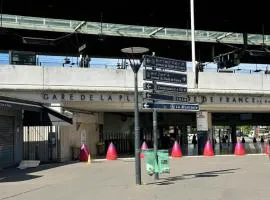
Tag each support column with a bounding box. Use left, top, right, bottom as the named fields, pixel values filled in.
left=182, top=126, right=188, bottom=156
left=208, top=113, right=214, bottom=151
left=153, top=109, right=159, bottom=180
left=231, top=125, right=237, bottom=153
left=196, top=111, right=212, bottom=155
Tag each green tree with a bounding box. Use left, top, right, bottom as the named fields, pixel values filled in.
left=240, top=125, right=252, bottom=135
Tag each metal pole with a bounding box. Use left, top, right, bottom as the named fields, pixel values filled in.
left=267, top=139, right=270, bottom=160
left=134, top=71, right=141, bottom=185
left=190, top=0, right=196, bottom=73
left=153, top=109, right=159, bottom=180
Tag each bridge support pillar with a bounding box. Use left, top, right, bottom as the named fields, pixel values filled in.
left=231, top=125, right=237, bottom=153
left=180, top=125, right=188, bottom=155
left=196, top=111, right=212, bottom=155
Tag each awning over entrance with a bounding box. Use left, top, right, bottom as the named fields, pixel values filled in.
left=0, top=96, right=72, bottom=126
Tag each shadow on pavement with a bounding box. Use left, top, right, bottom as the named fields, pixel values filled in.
left=0, top=174, right=42, bottom=182
left=195, top=174, right=218, bottom=178
left=155, top=181, right=175, bottom=185
left=146, top=175, right=185, bottom=186
left=146, top=168, right=240, bottom=186
left=0, top=161, right=79, bottom=183
left=182, top=168, right=240, bottom=177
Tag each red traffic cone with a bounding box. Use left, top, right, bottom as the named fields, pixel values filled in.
left=203, top=140, right=214, bottom=156
left=106, top=142, right=118, bottom=160
left=87, top=154, right=91, bottom=164
left=234, top=140, right=245, bottom=156
left=140, top=141, right=148, bottom=158
left=79, top=144, right=90, bottom=162
left=171, top=141, right=182, bottom=157
left=265, top=143, right=269, bottom=155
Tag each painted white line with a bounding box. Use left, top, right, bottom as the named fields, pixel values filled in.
left=92, top=158, right=107, bottom=162
left=119, top=157, right=135, bottom=161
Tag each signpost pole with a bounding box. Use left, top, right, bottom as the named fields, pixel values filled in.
left=142, top=54, right=199, bottom=180
left=153, top=108, right=159, bottom=180
left=190, top=0, right=196, bottom=73
left=151, top=53, right=159, bottom=180
left=121, top=46, right=149, bottom=186
left=134, top=70, right=141, bottom=185
left=268, top=139, right=270, bottom=160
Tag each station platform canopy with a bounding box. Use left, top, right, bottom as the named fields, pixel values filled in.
left=1, top=14, right=269, bottom=46
left=1, top=1, right=270, bottom=63
left=1, top=1, right=270, bottom=34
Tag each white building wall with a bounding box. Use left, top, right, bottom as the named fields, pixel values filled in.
left=1, top=65, right=270, bottom=94
left=59, top=112, right=103, bottom=161
left=0, top=65, right=193, bottom=92
left=197, top=72, right=267, bottom=94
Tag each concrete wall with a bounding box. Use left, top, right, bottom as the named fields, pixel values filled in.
left=1, top=65, right=270, bottom=94
left=197, top=72, right=270, bottom=94
left=0, top=65, right=194, bottom=92
left=0, top=108, right=23, bottom=165
left=59, top=112, right=103, bottom=161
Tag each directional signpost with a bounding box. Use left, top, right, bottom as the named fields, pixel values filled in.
left=142, top=56, right=192, bottom=108
left=142, top=102, right=199, bottom=111
left=143, top=69, right=187, bottom=84
left=142, top=55, right=199, bottom=181
left=143, top=92, right=188, bottom=102
left=143, top=55, right=187, bottom=72
left=143, top=82, right=187, bottom=93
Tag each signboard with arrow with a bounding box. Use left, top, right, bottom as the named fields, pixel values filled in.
left=142, top=55, right=198, bottom=112
left=141, top=55, right=198, bottom=182
left=143, top=69, right=187, bottom=85
left=143, top=82, right=187, bottom=93
left=143, top=55, right=187, bottom=72
left=143, top=92, right=188, bottom=102
left=142, top=102, right=199, bottom=111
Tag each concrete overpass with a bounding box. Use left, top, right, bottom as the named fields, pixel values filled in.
left=1, top=64, right=270, bottom=166
left=1, top=65, right=270, bottom=112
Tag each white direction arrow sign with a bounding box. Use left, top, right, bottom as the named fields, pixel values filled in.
left=142, top=103, right=149, bottom=108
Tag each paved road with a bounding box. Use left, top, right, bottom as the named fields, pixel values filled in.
left=1, top=155, right=270, bottom=200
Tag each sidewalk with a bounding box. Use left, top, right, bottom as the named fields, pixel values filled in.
left=1, top=155, right=270, bottom=200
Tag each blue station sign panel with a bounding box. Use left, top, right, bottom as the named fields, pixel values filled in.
left=143, top=69, right=187, bottom=84
left=142, top=102, right=199, bottom=111
left=143, top=55, right=187, bottom=72
left=143, top=82, right=187, bottom=93
left=143, top=92, right=188, bottom=102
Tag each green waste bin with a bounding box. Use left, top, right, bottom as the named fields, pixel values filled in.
left=144, top=149, right=159, bottom=175
left=157, top=150, right=170, bottom=174
left=144, top=149, right=170, bottom=175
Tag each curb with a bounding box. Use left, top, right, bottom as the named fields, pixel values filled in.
left=92, top=153, right=266, bottom=162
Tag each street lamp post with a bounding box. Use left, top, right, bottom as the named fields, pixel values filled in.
left=121, top=47, right=149, bottom=185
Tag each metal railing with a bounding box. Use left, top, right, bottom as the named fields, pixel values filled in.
left=0, top=53, right=270, bottom=74
left=23, top=126, right=60, bottom=163
left=1, top=14, right=270, bottom=45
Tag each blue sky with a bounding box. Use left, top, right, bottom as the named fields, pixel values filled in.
left=0, top=52, right=269, bottom=73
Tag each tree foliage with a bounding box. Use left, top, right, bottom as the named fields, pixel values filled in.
left=240, top=125, right=252, bottom=135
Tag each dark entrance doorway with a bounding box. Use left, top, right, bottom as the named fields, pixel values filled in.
left=212, top=113, right=270, bottom=155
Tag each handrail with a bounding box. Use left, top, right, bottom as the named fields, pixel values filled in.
left=1, top=14, right=269, bottom=45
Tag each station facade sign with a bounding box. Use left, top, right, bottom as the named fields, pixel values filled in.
left=40, top=92, right=270, bottom=105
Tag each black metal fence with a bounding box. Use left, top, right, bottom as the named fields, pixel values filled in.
left=100, top=131, right=154, bottom=155
left=23, top=126, right=60, bottom=163
left=100, top=132, right=132, bottom=154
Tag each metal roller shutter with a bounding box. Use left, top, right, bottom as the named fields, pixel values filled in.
left=0, top=116, right=14, bottom=168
